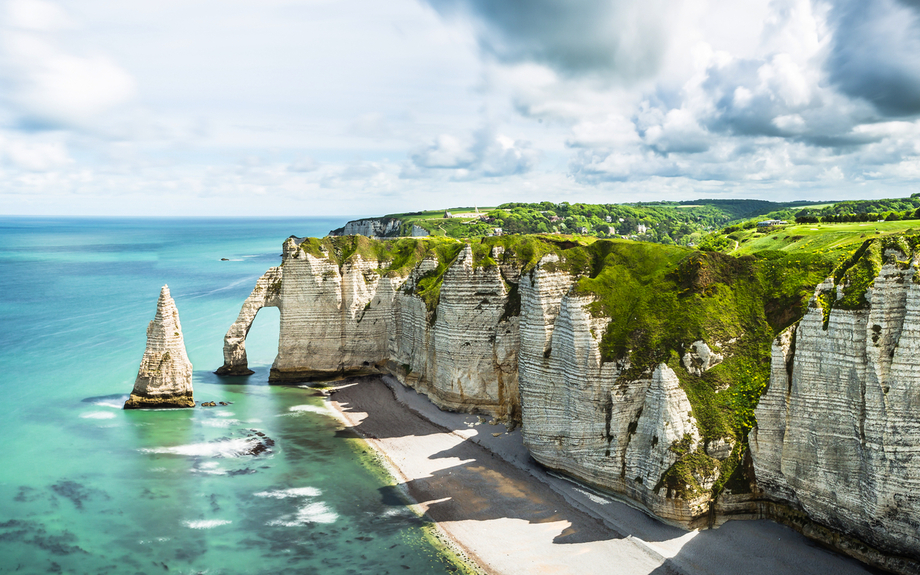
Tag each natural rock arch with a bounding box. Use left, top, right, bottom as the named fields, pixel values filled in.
left=215, top=267, right=282, bottom=375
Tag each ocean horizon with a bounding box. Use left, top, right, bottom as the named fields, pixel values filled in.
left=0, top=216, right=466, bottom=574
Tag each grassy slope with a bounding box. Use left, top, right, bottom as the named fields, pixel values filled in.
left=728, top=220, right=920, bottom=259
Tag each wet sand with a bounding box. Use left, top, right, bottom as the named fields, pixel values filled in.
left=328, top=376, right=876, bottom=575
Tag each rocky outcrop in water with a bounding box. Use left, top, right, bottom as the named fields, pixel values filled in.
left=125, top=285, right=194, bottom=409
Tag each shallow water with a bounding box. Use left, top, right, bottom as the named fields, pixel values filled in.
left=0, top=217, right=464, bottom=574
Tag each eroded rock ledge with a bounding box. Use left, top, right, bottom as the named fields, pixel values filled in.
left=218, top=234, right=920, bottom=573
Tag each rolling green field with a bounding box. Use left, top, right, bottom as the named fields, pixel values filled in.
left=724, top=220, right=920, bottom=259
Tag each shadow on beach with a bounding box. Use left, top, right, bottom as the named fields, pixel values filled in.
left=330, top=376, right=878, bottom=575
left=331, top=377, right=624, bottom=546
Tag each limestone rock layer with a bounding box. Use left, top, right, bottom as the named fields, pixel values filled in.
left=751, top=259, right=920, bottom=566
left=125, top=285, right=194, bottom=409
left=219, top=239, right=715, bottom=523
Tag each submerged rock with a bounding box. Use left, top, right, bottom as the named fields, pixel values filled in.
left=124, top=285, right=194, bottom=409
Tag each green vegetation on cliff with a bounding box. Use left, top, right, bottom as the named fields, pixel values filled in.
left=298, top=235, right=464, bottom=278
left=544, top=240, right=833, bottom=497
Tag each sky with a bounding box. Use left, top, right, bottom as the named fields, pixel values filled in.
left=1, top=0, right=920, bottom=216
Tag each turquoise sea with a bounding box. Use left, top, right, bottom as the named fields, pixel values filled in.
left=0, top=217, right=465, bottom=574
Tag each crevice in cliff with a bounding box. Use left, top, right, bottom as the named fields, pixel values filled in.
left=604, top=394, right=613, bottom=457
left=498, top=276, right=520, bottom=324
left=786, top=326, right=797, bottom=395
left=620, top=405, right=643, bottom=479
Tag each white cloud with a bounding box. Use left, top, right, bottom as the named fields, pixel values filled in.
left=406, top=126, right=539, bottom=180
left=6, top=0, right=70, bottom=30
left=1, top=136, right=71, bottom=170
left=0, top=2, right=135, bottom=129
left=0, top=0, right=919, bottom=216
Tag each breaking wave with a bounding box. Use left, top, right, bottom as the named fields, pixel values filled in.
left=267, top=502, right=338, bottom=526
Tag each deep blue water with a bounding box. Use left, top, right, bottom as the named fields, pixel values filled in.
left=0, top=217, right=465, bottom=574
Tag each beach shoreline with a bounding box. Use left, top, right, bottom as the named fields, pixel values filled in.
left=324, top=375, right=876, bottom=575
left=325, top=381, right=489, bottom=575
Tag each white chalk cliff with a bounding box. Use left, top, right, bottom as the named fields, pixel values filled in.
left=125, top=285, right=194, bottom=409
left=751, top=252, right=920, bottom=570
left=219, top=236, right=920, bottom=572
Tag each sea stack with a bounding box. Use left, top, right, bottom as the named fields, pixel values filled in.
left=124, top=285, right=195, bottom=409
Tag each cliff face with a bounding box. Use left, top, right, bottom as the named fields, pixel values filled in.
left=251, top=237, right=519, bottom=418
left=516, top=255, right=722, bottom=525
left=328, top=218, right=429, bottom=238
left=328, top=217, right=402, bottom=238
left=751, top=245, right=920, bottom=567
left=270, top=237, right=402, bottom=381
left=125, top=285, right=194, bottom=409
left=388, top=244, right=520, bottom=417
left=219, top=234, right=920, bottom=570
left=219, top=237, right=778, bottom=523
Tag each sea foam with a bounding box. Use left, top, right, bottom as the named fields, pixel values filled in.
left=268, top=502, right=338, bottom=526
left=254, top=487, right=321, bottom=499
left=286, top=404, right=329, bottom=415
left=184, top=519, right=232, bottom=529
left=140, top=437, right=258, bottom=458
left=81, top=411, right=116, bottom=420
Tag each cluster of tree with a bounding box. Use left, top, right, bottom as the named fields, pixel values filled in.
left=400, top=196, right=920, bottom=249
left=795, top=209, right=920, bottom=224
left=484, top=201, right=744, bottom=245
left=794, top=195, right=920, bottom=220
left=673, top=199, right=823, bottom=220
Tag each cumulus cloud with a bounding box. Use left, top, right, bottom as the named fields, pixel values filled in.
left=825, top=0, right=920, bottom=117
left=5, top=0, right=920, bottom=216
left=490, top=0, right=920, bottom=188
left=423, top=0, right=675, bottom=82
left=406, top=126, right=539, bottom=179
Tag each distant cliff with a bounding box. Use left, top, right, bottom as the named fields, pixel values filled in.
left=328, top=217, right=428, bottom=238
left=218, top=234, right=920, bottom=573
